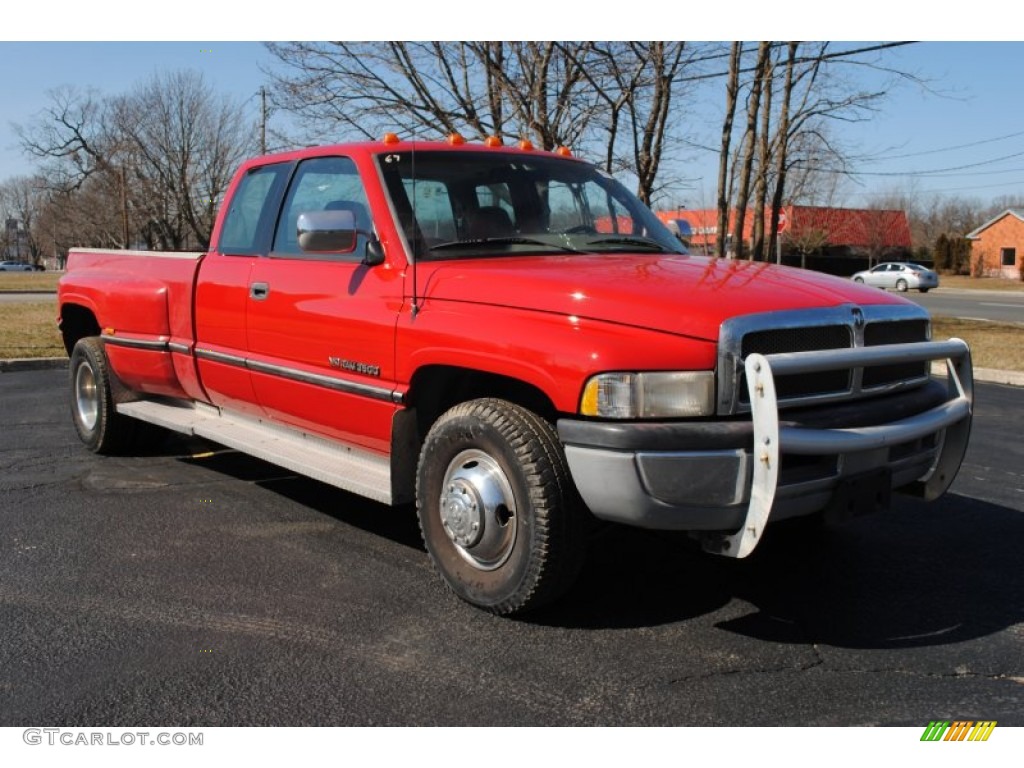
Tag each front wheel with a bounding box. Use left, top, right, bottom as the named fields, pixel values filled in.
left=69, top=337, right=139, bottom=454
left=416, top=398, right=586, bottom=615
left=854, top=277, right=864, bottom=283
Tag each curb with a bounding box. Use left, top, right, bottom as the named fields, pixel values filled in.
left=3, top=356, right=1021, bottom=387
left=0, top=357, right=68, bottom=373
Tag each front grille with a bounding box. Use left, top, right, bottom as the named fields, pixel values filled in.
left=740, top=325, right=851, bottom=402
left=718, top=305, right=933, bottom=415
left=863, top=319, right=929, bottom=388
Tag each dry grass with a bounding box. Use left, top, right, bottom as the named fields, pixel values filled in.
left=938, top=274, right=1024, bottom=292
left=0, top=271, right=62, bottom=292
left=932, top=317, right=1024, bottom=372
left=0, top=299, right=64, bottom=359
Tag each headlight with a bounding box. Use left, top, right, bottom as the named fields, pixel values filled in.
left=580, top=371, right=715, bottom=418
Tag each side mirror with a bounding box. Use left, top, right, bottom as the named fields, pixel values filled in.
left=297, top=210, right=358, bottom=254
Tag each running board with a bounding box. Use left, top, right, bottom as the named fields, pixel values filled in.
left=117, top=399, right=394, bottom=505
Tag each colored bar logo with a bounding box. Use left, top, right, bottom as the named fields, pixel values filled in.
left=921, top=721, right=997, bottom=741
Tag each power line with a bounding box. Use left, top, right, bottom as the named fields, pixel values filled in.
left=861, top=130, right=1024, bottom=163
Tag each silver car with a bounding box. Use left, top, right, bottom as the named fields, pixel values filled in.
left=0, top=260, right=35, bottom=272
left=851, top=262, right=939, bottom=293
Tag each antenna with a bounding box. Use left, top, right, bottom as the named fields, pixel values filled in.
left=410, top=132, right=420, bottom=319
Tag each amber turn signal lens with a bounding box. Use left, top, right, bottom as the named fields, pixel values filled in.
left=382, top=132, right=400, bottom=144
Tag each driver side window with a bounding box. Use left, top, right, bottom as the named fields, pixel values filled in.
left=272, top=156, right=372, bottom=257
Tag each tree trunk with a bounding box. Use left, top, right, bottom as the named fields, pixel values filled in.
left=716, top=43, right=742, bottom=259
left=732, top=41, right=770, bottom=261
left=769, top=42, right=799, bottom=264
left=751, top=46, right=774, bottom=261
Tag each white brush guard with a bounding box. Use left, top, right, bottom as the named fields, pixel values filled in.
left=710, top=338, right=973, bottom=558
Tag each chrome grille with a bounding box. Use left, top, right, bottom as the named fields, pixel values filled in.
left=739, top=325, right=851, bottom=402
left=863, top=319, right=930, bottom=388
left=717, top=304, right=932, bottom=415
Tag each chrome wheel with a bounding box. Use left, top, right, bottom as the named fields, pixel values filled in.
left=74, top=359, right=99, bottom=432
left=439, top=449, right=517, bottom=570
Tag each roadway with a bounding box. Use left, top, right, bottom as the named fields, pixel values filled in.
left=0, top=369, right=1020, bottom=726
left=905, top=287, right=1024, bottom=325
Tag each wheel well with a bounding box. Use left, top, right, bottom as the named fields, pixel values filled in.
left=60, top=303, right=101, bottom=356
left=408, top=366, right=559, bottom=438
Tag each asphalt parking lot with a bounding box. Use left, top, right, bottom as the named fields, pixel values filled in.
left=0, top=369, right=1021, bottom=726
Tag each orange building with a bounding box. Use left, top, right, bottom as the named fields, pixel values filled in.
left=965, top=209, right=1023, bottom=279
left=656, top=206, right=912, bottom=269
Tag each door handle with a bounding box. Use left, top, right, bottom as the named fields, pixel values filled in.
left=249, top=282, right=269, bottom=300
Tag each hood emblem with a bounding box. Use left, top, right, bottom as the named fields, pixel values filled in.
left=851, top=307, right=865, bottom=329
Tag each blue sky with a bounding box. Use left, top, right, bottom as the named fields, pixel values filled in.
left=2, top=40, right=1022, bottom=209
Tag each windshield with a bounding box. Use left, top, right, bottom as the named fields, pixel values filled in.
left=376, top=150, right=686, bottom=260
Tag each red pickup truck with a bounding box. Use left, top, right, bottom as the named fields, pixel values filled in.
left=58, top=136, right=973, bottom=614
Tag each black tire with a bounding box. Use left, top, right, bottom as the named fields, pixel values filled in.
left=896, top=278, right=908, bottom=292
left=69, top=337, right=139, bottom=454
left=416, top=398, right=586, bottom=615
left=854, top=277, right=864, bottom=283
left=919, top=287, right=930, bottom=293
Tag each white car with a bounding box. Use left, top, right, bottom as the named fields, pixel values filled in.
left=0, top=260, right=35, bottom=271
left=851, top=262, right=939, bottom=293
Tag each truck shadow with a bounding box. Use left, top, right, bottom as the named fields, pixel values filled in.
left=171, top=438, right=425, bottom=551
left=168, top=436, right=1023, bottom=650
left=528, top=492, right=1024, bottom=650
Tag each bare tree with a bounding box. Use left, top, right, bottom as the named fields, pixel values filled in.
left=791, top=227, right=829, bottom=269
left=0, top=176, right=47, bottom=264
left=715, top=43, right=742, bottom=258
left=16, top=72, right=254, bottom=250
left=110, top=71, right=254, bottom=248
left=731, top=41, right=771, bottom=260
left=265, top=41, right=599, bottom=151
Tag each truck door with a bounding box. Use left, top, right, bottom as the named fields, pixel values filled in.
left=195, top=161, right=291, bottom=416
left=245, top=155, right=404, bottom=453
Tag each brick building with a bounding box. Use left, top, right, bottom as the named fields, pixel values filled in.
left=655, top=205, right=913, bottom=275
left=965, top=209, right=1023, bottom=279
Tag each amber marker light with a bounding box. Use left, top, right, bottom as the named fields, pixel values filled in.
left=447, top=133, right=466, bottom=146
left=555, top=146, right=572, bottom=157
left=518, top=139, right=534, bottom=151
left=382, top=132, right=400, bottom=144
left=485, top=136, right=502, bottom=147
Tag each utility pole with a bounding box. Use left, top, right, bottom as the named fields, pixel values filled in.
left=120, top=166, right=129, bottom=249
left=260, top=86, right=267, bottom=155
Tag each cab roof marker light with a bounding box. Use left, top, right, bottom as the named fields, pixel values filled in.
left=518, top=139, right=534, bottom=151
left=382, top=132, right=400, bottom=145
left=555, top=146, right=572, bottom=157
left=447, top=133, right=466, bottom=146
left=485, top=136, right=503, bottom=147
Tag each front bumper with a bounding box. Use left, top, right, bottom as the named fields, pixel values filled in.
left=558, top=339, right=973, bottom=558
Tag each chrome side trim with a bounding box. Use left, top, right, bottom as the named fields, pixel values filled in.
left=194, top=347, right=403, bottom=404
left=73, top=248, right=203, bottom=260
left=167, top=342, right=191, bottom=354
left=195, top=347, right=245, bottom=366
left=101, top=334, right=169, bottom=352
left=246, top=358, right=398, bottom=403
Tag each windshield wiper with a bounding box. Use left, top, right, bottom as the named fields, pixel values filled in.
left=584, top=235, right=671, bottom=252
left=429, top=236, right=581, bottom=253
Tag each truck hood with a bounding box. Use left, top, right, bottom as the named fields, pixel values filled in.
left=421, top=254, right=907, bottom=341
